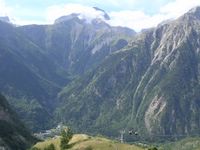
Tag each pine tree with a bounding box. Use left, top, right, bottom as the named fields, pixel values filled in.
left=60, top=128, right=73, bottom=150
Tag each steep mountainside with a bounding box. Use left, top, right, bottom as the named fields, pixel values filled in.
left=2, top=5, right=200, bottom=142
left=161, top=137, right=200, bottom=150
left=57, top=7, right=200, bottom=140
left=0, top=94, right=36, bottom=150
left=18, top=14, right=135, bottom=75
left=0, top=9, right=135, bottom=131
left=0, top=20, right=68, bottom=131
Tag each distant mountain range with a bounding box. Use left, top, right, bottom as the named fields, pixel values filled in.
left=0, top=6, right=200, bottom=141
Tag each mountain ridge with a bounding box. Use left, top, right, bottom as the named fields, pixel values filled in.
left=56, top=7, right=200, bottom=140
left=0, top=11, right=135, bottom=132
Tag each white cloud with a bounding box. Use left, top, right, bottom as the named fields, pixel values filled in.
left=46, top=4, right=106, bottom=24
left=1, top=0, right=200, bottom=31
left=108, top=11, right=168, bottom=31
left=68, top=0, right=137, bottom=9
left=45, top=0, right=200, bottom=32
left=160, top=0, right=200, bottom=18
left=108, top=0, right=200, bottom=31
left=0, top=0, right=12, bottom=16
left=104, top=0, right=137, bottom=8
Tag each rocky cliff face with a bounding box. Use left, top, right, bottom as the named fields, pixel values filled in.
left=132, top=7, right=200, bottom=136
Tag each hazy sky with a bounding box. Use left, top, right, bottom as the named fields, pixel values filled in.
left=0, top=0, right=200, bottom=31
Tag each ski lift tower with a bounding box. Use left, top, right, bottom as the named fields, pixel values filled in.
left=119, top=129, right=126, bottom=143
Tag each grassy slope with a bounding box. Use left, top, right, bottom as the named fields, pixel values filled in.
left=160, top=137, right=200, bottom=150
left=33, top=134, right=144, bottom=150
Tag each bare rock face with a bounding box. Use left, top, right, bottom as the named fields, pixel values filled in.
left=186, top=6, right=200, bottom=19
left=145, top=95, right=166, bottom=134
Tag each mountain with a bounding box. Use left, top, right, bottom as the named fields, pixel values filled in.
left=57, top=7, right=200, bottom=140
left=0, top=16, right=11, bottom=23
left=0, top=20, right=69, bottom=131
left=0, top=10, right=135, bottom=132
left=18, top=14, right=135, bottom=75
left=0, top=94, right=37, bottom=150
left=2, top=5, right=200, bottom=142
